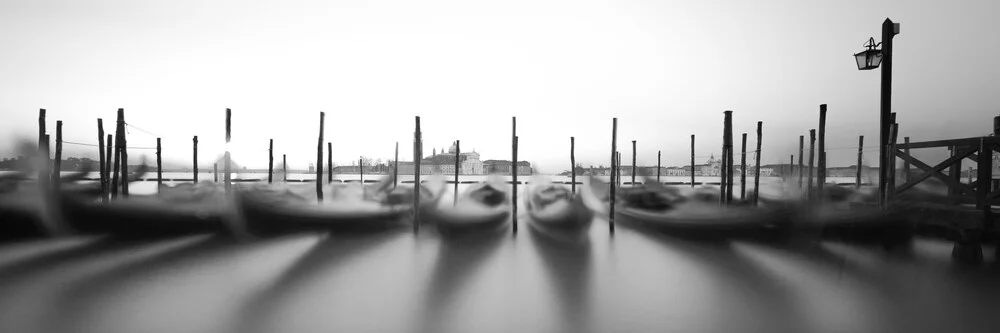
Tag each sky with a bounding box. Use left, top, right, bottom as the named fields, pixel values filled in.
left=1, top=0, right=999, bottom=173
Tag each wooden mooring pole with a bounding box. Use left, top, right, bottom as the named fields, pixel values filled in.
left=798, top=135, right=804, bottom=188
left=107, top=134, right=114, bottom=197
left=393, top=142, right=399, bottom=189
left=53, top=121, right=62, bottom=189
left=512, top=116, right=518, bottom=233
left=328, top=142, right=333, bottom=184
left=741, top=133, right=747, bottom=201
left=193, top=136, right=199, bottom=183
left=268, top=139, right=274, bottom=184
left=818, top=104, right=827, bottom=199
left=224, top=108, right=231, bottom=193
left=723, top=110, right=734, bottom=204
left=807, top=129, right=816, bottom=202
left=214, top=163, right=218, bottom=183
left=156, top=138, right=162, bottom=189
left=610, top=118, right=617, bottom=233
left=38, top=108, right=46, bottom=153
left=316, top=112, right=325, bottom=202
left=903, top=137, right=910, bottom=183
left=631, top=140, right=637, bottom=186
left=690, top=135, right=695, bottom=187
left=454, top=140, right=460, bottom=206
left=117, top=108, right=129, bottom=197
left=283, top=154, right=287, bottom=182
left=886, top=123, right=899, bottom=205
left=657, top=150, right=661, bottom=184
left=570, top=137, right=576, bottom=194
left=414, top=116, right=422, bottom=230
left=856, top=136, right=864, bottom=189
left=753, top=121, right=762, bottom=205
left=97, top=119, right=107, bottom=202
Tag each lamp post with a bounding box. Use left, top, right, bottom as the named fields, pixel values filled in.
left=855, top=18, right=899, bottom=209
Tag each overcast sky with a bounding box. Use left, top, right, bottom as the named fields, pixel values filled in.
left=2, top=0, right=999, bottom=172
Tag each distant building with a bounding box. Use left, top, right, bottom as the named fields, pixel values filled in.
left=370, top=143, right=528, bottom=175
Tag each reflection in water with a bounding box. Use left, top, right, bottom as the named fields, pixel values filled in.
left=418, top=229, right=508, bottom=333
left=528, top=225, right=593, bottom=333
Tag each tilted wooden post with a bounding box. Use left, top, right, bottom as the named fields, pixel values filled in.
left=192, top=136, right=199, bottom=183
left=753, top=121, right=762, bottom=205
left=454, top=140, right=460, bottom=206
left=97, top=119, right=107, bottom=202
left=610, top=118, right=617, bottom=233
left=856, top=136, right=864, bottom=189
left=53, top=121, right=62, bottom=189
left=316, top=112, right=325, bottom=202
left=268, top=139, right=274, bottom=184
left=807, top=129, right=816, bottom=202
left=224, top=108, right=232, bottom=193
left=156, top=138, right=162, bottom=189
left=571, top=137, right=576, bottom=193
left=690, top=134, right=695, bottom=187
left=741, top=133, right=747, bottom=201
left=817, top=104, right=827, bottom=198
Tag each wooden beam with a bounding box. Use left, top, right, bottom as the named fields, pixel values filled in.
left=893, top=147, right=975, bottom=195
left=892, top=148, right=976, bottom=194
left=896, top=136, right=1000, bottom=150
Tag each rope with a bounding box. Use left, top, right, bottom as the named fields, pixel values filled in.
left=125, top=122, right=161, bottom=138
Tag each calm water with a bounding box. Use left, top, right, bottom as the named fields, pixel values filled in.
left=1, top=173, right=997, bottom=332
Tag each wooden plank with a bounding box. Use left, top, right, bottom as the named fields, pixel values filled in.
left=896, top=136, right=1000, bottom=149
left=894, top=147, right=975, bottom=194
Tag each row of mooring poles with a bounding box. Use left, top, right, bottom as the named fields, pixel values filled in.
left=711, top=111, right=763, bottom=206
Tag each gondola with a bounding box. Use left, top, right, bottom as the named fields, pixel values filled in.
left=581, top=177, right=790, bottom=238
left=424, top=182, right=510, bottom=236
left=525, top=178, right=592, bottom=239
left=238, top=180, right=444, bottom=235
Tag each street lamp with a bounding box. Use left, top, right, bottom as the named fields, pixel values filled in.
left=854, top=37, right=883, bottom=70
left=855, top=18, right=899, bottom=209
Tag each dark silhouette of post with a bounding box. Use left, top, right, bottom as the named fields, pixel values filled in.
left=807, top=129, right=816, bottom=202
left=631, top=140, right=637, bottom=186
left=886, top=124, right=899, bottom=205
left=690, top=135, right=695, bottom=187
left=753, top=121, right=763, bottom=205
left=723, top=111, right=734, bottom=204
left=414, top=116, right=422, bottom=229
left=156, top=138, right=162, bottom=189
left=359, top=157, right=364, bottom=184
left=39, top=135, right=49, bottom=195
left=798, top=135, right=804, bottom=188
left=789, top=155, right=794, bottom=181
left=97, top=119, right=107, bottom=202
left=393, top=142, right=399, bottom=189
left=327, top=142, right=333, bottom=184
left=512, top=117, right=518, bottom=233
left=283, top=154, right=287, bottom=182
left=610, top=118, right=617, bottom=233
left=106, top=134, right=113, bottom=196
left=115, top=108, right=129, bottom=197
left=856, top=136, right=864, bottom=189
left=224, top=108, right=231, bottom=193
left=570, top=137, right=576, bottom=194
left=193, top=136, right=199, bottom=183
left=720, top=120, right=728, bottom=205
left=316, top=112, right=325, bottom=202
left=268, top=139, right=274, bottom=184
left=214, top=163, right=218, bottom=182
left=38, top=109, right=46, bottom=153
left=454, top=140, right=460, bottom=206
left=657, top=150, right=661, bottom=183
left=741, top=133, right=747, bottom=201
left=817, top=104, right=827, bottom=198
left=53, top=121, right=62, bottom=189
left=878, top=18, right=900, bottom=209
left=903, top=137, right=910, bottom=183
